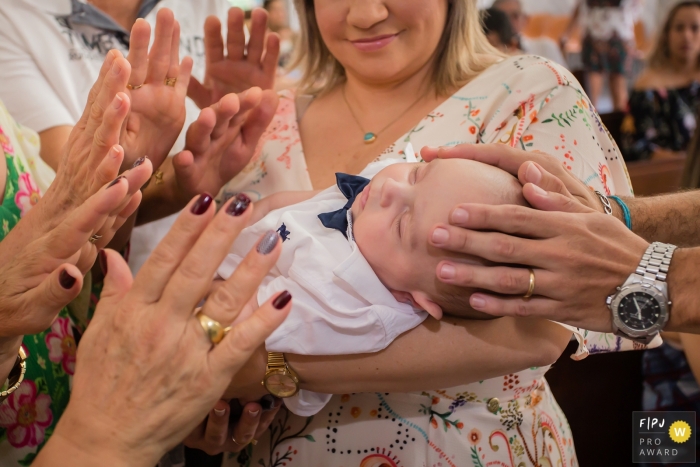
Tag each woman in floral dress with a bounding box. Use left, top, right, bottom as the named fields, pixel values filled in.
left=211, top=1, right=653, bottom=466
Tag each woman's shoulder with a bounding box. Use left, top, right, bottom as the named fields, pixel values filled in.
left=457, top=55, right=583, bottom=100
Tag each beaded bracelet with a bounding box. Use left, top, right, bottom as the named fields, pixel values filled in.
left=609, top=195, right=633, bottom=231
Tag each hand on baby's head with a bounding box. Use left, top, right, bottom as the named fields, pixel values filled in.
left=351, top=158, right=526, bottom=320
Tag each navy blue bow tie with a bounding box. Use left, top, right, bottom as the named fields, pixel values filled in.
left=318, top=173, right=370, bottom=238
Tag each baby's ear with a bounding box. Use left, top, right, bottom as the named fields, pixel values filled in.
left=389, top=289, right=443, bottom=320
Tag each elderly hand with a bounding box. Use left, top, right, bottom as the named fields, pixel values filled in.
left=0, top=165, right=150, bottom=338
left=35, top=193, right=290, bottom=466
left=172, top=88, right=279, bottom=202
left=421, top=144, right=609, bottom=215
left=184, top=396, right=282, bottom=455
left=188, top=8, right=279, bottom=109
left=428, top=163, right=648, bottom=332
left=122, top=9, right=193, bottom=170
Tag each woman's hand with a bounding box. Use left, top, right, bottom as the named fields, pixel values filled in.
left=37, top=194, right=290, bottom=467
left=421, top=144, right=609, bottom=215
left=0, top=163, right=150, bottom=338
left=184, top=397, right=282, bottom=455
left=188, top=8, right=279, bottom=109
left=173, top=88, right=279, bottom=201
left=428, top=164, right=649, bottom=332
left=122, top=9, right=193, bottom=170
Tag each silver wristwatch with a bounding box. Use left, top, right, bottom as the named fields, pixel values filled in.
left=606, top=242, right=676, bottom=344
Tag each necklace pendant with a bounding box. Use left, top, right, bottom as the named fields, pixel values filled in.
left=363, top=132, right=377, bottom=144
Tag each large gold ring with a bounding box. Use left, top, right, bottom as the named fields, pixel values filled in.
left=164, top=77, right=177, bottom=87
left=195, top=309, right=230, bottom=345
left=523, top=268, right=535, bottom=299
left=88, top=234, right=103, bottom=244
left=127, top=83, right=144, bottom=90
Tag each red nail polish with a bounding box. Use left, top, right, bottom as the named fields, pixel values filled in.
left=272, top=290, right=291, bottom=309
left=226, top=193, right=251, bottom=216
left=99, top=250, right=108, bottom=275
left=59, top=270, right=77, bottom=289
left=191, top=193, right=213, bottom=215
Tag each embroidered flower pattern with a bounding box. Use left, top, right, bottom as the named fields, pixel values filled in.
left=0, top=380, right=53, bottom=448
left=0, top=125, right=15, bottom=155
left=45, top=317, right=77, bottom=375
left=14, top=172, right=41, bottom=216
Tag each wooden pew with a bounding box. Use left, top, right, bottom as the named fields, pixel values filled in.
left=627, top=156, right=686, bottom=196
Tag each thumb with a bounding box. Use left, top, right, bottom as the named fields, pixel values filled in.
left=523, top=183, right=593, bottom=214
left=25, top=264, right=83, bottom=333
left=97, top=249, right=134, bottom=304
left=187, top=76, right=212, bottom=110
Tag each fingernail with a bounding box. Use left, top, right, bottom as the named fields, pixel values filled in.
left=112, top=93, right=124, bottom=109
left=272, top=290, right=291, bottom=309
left=59, top=270, right=77, bottom=289
left=525, top=162, right=542, bottom=184
left=248, top=409, right=260, bottom=417
left=214, top=408, right=226, bottom=417
left=99, top=250, right=108, bottom=275
left=471, top=295, right=486, bottom=309
left=451, top=208, right=468, bottom=224
left=107, top=176, right=124, bottom=188
left=256, top=230, right=279, bottom=255
left=439, top=264, right=456, bottom=280
left=111, top=61, right=122, bottom=75
left=132, top=156, right=146, bottom=168
left=260, top=394, right=278, bottom=411
left=108, top=145, right=120, bottom=158
left=226, top=193, right=251, bottom=216
left=531, top=184, right=547, bottom=196
left=191, top=193, right=213, bottom=215
left=431, top=227, right=449, bottom=244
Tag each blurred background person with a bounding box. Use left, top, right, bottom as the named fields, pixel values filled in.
left=482, top=7, right=522, bottom=54
left=562, top=0, right=642, bottom=110
left=264, top=0, right=297, bottom=68
left=621, top=1, right=700, bottom=161
left=492, top=0, right=567, bottom=66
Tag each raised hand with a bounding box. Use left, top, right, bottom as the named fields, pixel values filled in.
left=188, top=8, right=280, bottom=109
left=0, top=164, right=151, bottom=337
left=172, top=88, right=279, bottom=201
left=123, top=9, right=193, bottom=170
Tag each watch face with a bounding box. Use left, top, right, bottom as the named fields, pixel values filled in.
left=265, top=373, right=298, bottom=398
left=617, top=292, right=662, bottom=331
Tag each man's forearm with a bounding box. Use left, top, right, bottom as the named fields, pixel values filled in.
left=623, top=190, right=700, bottom=247
left=666, top=247, right=700, bottom=333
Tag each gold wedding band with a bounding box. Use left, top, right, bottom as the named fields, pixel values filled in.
left=523, top=268, right=536, bottom=299
left=127, top=83, right=144, bottom=90
left=251, top=439, right=258, bottom=446
left=164, top=77, right=177, bottom=87
left=88, top=234, right=103, bottom=244
left=153, top=169, right=164, bottom=185
left=195, top=308, right=231, bottom=345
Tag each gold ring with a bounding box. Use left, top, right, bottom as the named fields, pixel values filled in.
left=88, top=234, right=103, bottom=244
left=164, top=77, right=177, bottom=87
left=523, top=268, right=535, bottom=299
left=195, top=309, right=230, bottom=345
left=231, top=435, right=249, bottom=446
left=251, top=439, right=258, bottom=446
left=153, top=170, right=164, bottom=185
left=126, top=84, right=144, bottom=90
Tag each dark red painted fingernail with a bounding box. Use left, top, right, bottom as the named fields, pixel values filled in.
left=191, top=193, right=213, bottom=215
left=99, top=250, right=108, bottom=275
left=226, top=193, right=251, bottom=216
left=107, top=176, right=125, bottom=188
left=59, top=270, right=77, bottom=289
left=132, top=156, right=146, bottom=168
left=272, top=290, right=291, bottom=309
left=260, top=394, right=280, bottom=411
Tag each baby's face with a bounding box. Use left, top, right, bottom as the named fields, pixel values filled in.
left=351, top=158, right=525, bottom=318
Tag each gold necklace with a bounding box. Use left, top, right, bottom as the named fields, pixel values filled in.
left=342, top=85, right=429, bottom=144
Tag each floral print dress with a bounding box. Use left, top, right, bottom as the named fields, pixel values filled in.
left=218, top=55, right=653, bottom=467
left=0, top=102, right=76, bottom=466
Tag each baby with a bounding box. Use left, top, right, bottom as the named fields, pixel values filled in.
left=217, top=154, right=526, bottom=414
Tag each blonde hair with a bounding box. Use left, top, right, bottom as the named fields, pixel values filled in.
left=648, top=1, right=700, bottom=71
left=290, top=0, right=503, bottom=96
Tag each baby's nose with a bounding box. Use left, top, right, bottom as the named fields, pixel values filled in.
left=379, top=178, right=405, bottom=208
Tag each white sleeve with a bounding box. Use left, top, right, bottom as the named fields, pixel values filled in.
left=258, top=275, right=389, bottom=355
left=0, top=13, right=75, bottom=132
left=283, top=390, right=333, bottom=417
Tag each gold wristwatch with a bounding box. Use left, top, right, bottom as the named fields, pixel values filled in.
left=261, top=352, right=299, bottom=398
left=0, top=346, right=27, bottom=404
